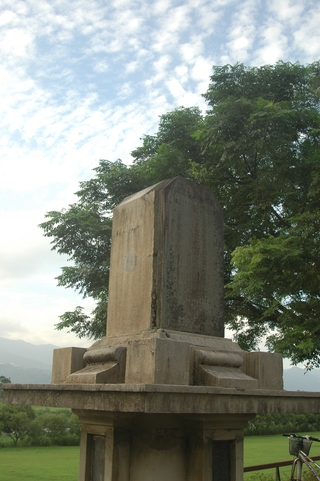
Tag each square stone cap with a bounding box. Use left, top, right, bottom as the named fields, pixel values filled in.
left=3, top=383, right=320, bottom=415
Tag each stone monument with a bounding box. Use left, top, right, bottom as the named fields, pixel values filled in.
left=4, top=177, right=320, bottom=481
left=52, top=177, right=273, bottom=391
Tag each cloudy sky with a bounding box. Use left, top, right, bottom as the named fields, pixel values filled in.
left=1, top=0, right=319, bottom=349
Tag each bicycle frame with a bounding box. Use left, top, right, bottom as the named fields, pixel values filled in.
left=283, top=434, right=320, bottom=481
left=301, top=451, right=320, bottom=480
left=290, top=450, right=320, bottom=481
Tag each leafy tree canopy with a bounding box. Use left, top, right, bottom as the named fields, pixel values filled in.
left=0, top=404, right=35, bottom=447
left=0, top=375, right=11, bottom=400
left=40, top=61, right=320, bottom=368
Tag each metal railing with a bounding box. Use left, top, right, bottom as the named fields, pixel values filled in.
left=244, top=456, right=320, bottom=479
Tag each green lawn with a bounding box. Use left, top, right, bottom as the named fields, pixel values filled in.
left=244, top=432, right=320, bottom=480
left=0, top=446, right=79, bottom=481
left=1, top=434, right=320, bottom=480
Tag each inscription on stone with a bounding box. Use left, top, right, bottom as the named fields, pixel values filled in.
left=107, top=176, right=224, bottom=337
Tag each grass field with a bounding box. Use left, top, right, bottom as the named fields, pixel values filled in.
left=0, top=445, right=79, bottom=481
left=1, top=433, right=320, bottom=480
left=244, top=432, right=320, bottom=480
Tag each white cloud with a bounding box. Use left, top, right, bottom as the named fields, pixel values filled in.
left=151, top=4, right=193, bottom=53
left=194, top=3, right=222, bottom=32
left=180, top=36, right=205, bottom=64
left=167, top=78, right=188, bottom=100
left=166, top=63, right=210, bottom=107
left=174, top=64, right=189, bottom=84
left=0, top=296, right=93, bottom=348
left=159, top=4, right=192, bottom=34
left=145, top=55, right=172, bottom=86
left=268, top=0, right=305, bottom=26
left=0, top=210, right=61, bottom=282
left=93, top=60, right=109, bottom=73
left=125, top=61, right=139, bottom=73
left=151, top=0, right=172, bottom=16
left=0, top=206, right=95, bottom=347
left=293, top=4, right=320, bottom=60
left=0, top=9, right=19, bottom=27
left=1, top=0, right=320, bottom=348
left=190, top=57, right=213, bottom=82
left=254, top=22, right=288, bottom=64
left=0, top=320, right=30, bottom=338
left=223, top=0, right=258, bottom=63
left=1, top=28, right=34, bottom=59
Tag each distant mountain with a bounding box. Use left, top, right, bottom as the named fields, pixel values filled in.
left=0, top=337, right=57, bottom=384
left=283, top=366, right=320, bottom=392
left=0, top=337, right=57, bottom=369
left=0, top=363, right=52, bottom=383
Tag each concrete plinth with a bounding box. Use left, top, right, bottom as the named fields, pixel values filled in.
left=56, top=330, right=277, bottom=388
left=4, top=383, right=320, bottom=481
left=2, top=177, right=297, bottom=481
left=76, top=411, right=249, bottom=481
left=5, top=383, right=320, bottom=416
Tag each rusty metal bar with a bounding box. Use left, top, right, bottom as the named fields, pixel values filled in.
left=244, top=455, right=320, bottom=472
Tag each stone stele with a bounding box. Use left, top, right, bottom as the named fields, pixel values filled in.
left=107, top=176, right=224, bottom=337
left=4, top=177, right=320, bottom=481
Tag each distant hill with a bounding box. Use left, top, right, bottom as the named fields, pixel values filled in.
left=0, top=337, right=57, bottom=384
left=0, top=337, right=56, bottom=369
left=0, top=363, right=52, bottom=383
left=1, top=337, right=320, bottom=390
left=283, top=366, right=320, bottom=392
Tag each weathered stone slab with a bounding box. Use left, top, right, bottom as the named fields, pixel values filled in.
left=64, top=347, right=127, bottom=384
left=107, top=176, right=224, bottom=337
left=241, top=352, right=283, bottom=390
left=58, top=329, right=265, bottom=388
left=4, top=383, right=320, bottom=415
left=51, top=347, right=86, bottom=383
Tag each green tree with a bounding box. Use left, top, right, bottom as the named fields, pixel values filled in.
left=0, top=404, right=35, bottom=447
left=245, top=413, right=320, bottom=436
left=0, top=375, right=11, bottom=400
left=40, top=61, right=320, bottom=367
left=35, top=412, right=80, bottom=445
left=131, top=106, right=204, bottom=180
left=199, top=62, right=320, bottom=367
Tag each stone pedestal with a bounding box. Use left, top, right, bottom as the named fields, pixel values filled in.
left=47, top=178, right=283, bottom=481
left=3, top=177, right=289, bottom=481
left=52, top=178, right=281, bottom=391
left=5, top=383, right=320, bottom=481
left=77, top=411, right=250, bottom=481
left=52, top=330, right=283, bottom=390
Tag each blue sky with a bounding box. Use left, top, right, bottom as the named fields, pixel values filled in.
left=1, top=0, right=320, bottom=349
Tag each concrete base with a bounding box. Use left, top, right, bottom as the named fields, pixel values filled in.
left=4, top=383, right=320, bottom=481
left=4, top=383, right=320, bottom=415
left=4, top=177, right=289, bottom=481
left=52, top=330, right=283, bottom=390
left=76, top=411, right=251, bottom=481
